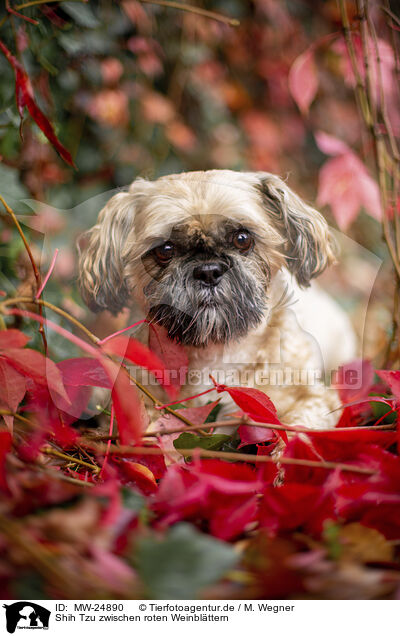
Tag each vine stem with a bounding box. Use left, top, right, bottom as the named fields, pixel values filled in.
left=0, top=410, right=33, bottom=426
left=1, top=296, right=100, bottom=343
left=142, top=418, right=397, bottom=437
left=83, top=442, right=377, bottom=476
left=137, top=0, right=240, bottom=26
left=42, top=446, right=100, bottom=474
left=0, top=196, right=48, bottom=352
left=99, top=405, right=114, bottom=478
left=15, top=0, right=86, bottom=8
left=6, top=0, right=38, bottom=24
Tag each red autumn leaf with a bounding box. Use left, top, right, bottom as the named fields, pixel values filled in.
left=50, top=416, right=78, bottom=447
left=0, top=430, right=12, bottom=493
left=212, top=382, right=280, bottom=424
left=148, top=324, right=188, bottom=391
left=259, top=482, right=335, bottom=536
left=212, top=380, right=287, bottom=442
left=210, top=496, right=258, bottom=541
left=288, top=47, right=318, bottom=114
left=197, top=459, right=264, bottom=495
left=53, top=382, right=91, bottom=423
left=0, top=40, right=74, bottom=167
left=306, top=428, right=397, bottom=449
left=0, top=329, right=30, bottom=349
left=154, top=460, right=262, bottom=539
left=334, top=359, right=374, bottom=404
left=127, top=445, right=167, bottom=480
left=376, top=370, right=400, bottom=399
left=58, top=358, right=111, bottom=389
left=314, top=130, right=350, bottom=156
left=317, top=150, right=382, bottom=230
left=0, top=359, right=26, bottom=430
left=3, top=349, right=70, bottom=405
left=103, top=360, right=148, bottom=445
left=115, top=459, right=158, bottom=495
left=331, top=449, right=400, bottom=539
left=238, top=423, right=276, bottom=448
left=102, top=334, right=176, bottom=397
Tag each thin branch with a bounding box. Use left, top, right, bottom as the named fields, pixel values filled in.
left=137, top=0, right=240, bottom=26
left=84, top=442, right=377, bottom=476
left=0, top=197, right=48, bottom=351
left=37, top=464, right=95, bottom=488
left=36, top=248, right=59, bottom=299
left=365, top=0, right=399, bottom=161
left=6, top=0, right=38, bottom=24
left=339, top=0, right=371, bottom=125
left=381, top=4, right=400, bottom=30
left=143, top=418, right=397, bottom=437
left=15, top=0, right=86, bottom=9
left=42, top=446, right=101, bottom=474
left=0, top=409, right=33, bottom=426
left=98, top=404, right=114, bottom=478
left=1, top=296, right=99, bottom=343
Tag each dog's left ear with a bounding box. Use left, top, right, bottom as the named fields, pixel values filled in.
left=257, top=173, right=337, bottom=287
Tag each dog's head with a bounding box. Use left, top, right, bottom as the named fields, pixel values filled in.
left=79, top=170, right=336, bottom=346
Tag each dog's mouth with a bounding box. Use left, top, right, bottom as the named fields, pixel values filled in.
left=147, top=295, right=264, bottom=347
left=144, top=259, right=267, bottom=347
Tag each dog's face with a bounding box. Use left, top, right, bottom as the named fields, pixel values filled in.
left=79, top=170, right=336, bottom=347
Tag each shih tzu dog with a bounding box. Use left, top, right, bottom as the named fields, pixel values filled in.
left=79, top=170, right=356, bottom=429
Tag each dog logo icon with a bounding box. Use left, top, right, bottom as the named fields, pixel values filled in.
left=3, top=602, right=50, bottom=634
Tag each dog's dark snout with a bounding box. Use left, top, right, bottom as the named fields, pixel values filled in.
left=193, top=262, right=227, bottom=286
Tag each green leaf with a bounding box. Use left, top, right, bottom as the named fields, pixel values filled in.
left=173, top=432, right=231, bottom=451
left=135, top=523, right=239, bottom=599
left=371, top=400, right=397, bottom=424
left=204, top=400, right=223, bottom=423
left=0, top=164, right=29, bottom=210
left=62, top=2, right=101, bottom=28
left=122, top=488, right=145, bottom=513
left=323, top=520, right=342, bottom=560
left=13, top=572, right=47, bottom=599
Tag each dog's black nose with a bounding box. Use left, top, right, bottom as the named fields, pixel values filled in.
left=193, top=262, right=227, bottom=286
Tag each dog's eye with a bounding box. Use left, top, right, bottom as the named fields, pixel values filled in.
left=232, top=230, right=253, bottom=252
left=154, top=241, right=175, bottom=264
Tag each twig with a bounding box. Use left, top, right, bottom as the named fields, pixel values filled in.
left=0, top=197, right=48, bottom=351
left=15, top=0, right=86, bottom=8
left=84, top=442, right=377, bottom=475
left=36, top=248, right=59, bottom=299
left=6, top=0, right=38, bottom=24
left=37, top=465, right=95, bottom=488
left=137, top=0, right=240, bottom=26
left=98, top=319, right=148, bottom=345
left=143, top=418, right=397, bottom=436
left=0, top=409, right=33, bottom=426
left=365, top=1, right=399, bottom=161
left=1, top=295, right=100, bottom=343
left=42, top=446, right=101, bottom=474
left=98, top=404, right=114, bottom=478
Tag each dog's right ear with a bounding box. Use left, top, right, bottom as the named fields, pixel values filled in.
left=78, top=191, right=136, bottom=315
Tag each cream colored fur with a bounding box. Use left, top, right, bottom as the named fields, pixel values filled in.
left=79, top=170, right=356, bottom=430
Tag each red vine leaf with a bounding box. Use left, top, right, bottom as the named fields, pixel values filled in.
left=288, top=47, right=318, bottom=114
left=0, top=40, right=75, bottom=167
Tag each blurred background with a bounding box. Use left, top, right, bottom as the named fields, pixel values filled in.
left=0, top=0, right=394, bottom=361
